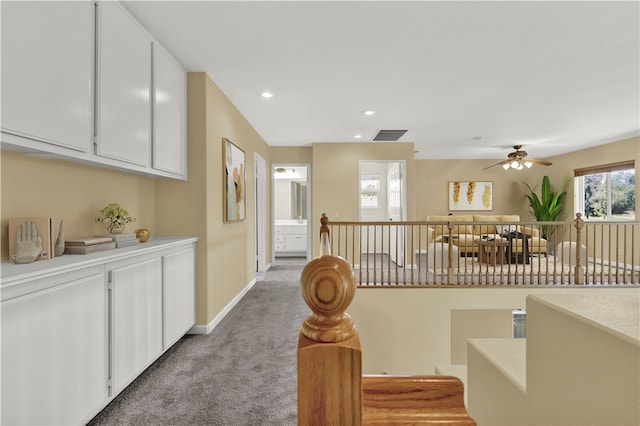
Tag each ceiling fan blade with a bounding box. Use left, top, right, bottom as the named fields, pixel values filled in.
left=483, top=160, right=509, bottom=170
left=528, top=158, right=553, bottom=166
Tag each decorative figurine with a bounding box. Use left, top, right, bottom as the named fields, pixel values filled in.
left=15, top=222, right=42, bottom=264
left=135, top=228, right=150, bottom=243
left=54, top=219, right=65, bottom=257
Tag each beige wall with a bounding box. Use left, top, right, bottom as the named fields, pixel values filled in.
left=311, top=142, right=416, bottom=256
left=157, top=72, right=271, bottom=325
left=546, top=136, right=640, bottom=220
left=270, top=146, right=312, bottom=164
left=414, top=137, right=640, bottom=222
left=415, top=159, right=535, bottom=219
left=1, top=150, right=157, bottom=260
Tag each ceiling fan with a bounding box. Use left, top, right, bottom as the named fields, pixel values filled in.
left=483, top=145, right=552, bottom=170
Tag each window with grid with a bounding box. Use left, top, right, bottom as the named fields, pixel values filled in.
left=574, top=161, right=635, bottom=220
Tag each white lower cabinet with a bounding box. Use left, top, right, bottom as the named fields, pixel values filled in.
left=275, top=225, right=308, bottom=255
left=163, top=248, right=196, bottom=349
left=109, top=257, right=163, bottom=395
left=1, top=268, right=108, bottom=426
left=0, top=238, right=196, bottom=425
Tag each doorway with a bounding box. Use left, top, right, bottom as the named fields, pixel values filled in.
left=273, top=164, right=311, bottom=261
left=359, top=161, right=407, bottom=265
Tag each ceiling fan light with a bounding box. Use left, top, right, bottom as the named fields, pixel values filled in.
left=502, top=163, right=510, bottom=170
left=524, top=161, right=533, bottom=168
left=510, top=161, right=520, bottom=169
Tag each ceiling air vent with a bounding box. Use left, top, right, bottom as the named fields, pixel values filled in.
left=373, top=129, right=408, bottom=141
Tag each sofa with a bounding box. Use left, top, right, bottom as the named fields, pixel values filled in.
left=426, top=214, right=548, bottom=259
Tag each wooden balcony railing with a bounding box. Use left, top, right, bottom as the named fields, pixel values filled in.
left=297, top=213, right=476, bottom=425
left=325, top=214, right=640, bottom=286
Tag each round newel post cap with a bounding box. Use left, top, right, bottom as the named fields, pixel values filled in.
left=299, top=255, right=357, bottom=343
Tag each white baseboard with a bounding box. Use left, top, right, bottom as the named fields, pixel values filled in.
left=188, top=277, right=257, bottom=335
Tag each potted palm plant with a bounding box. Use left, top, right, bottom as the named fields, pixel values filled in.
left=524, top=175, right=570, bottom=242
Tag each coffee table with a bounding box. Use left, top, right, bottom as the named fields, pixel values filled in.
left=477, top=239, right=509, bottom=266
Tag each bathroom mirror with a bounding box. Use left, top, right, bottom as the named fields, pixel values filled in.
left=291, top=181, right=307, bottom=220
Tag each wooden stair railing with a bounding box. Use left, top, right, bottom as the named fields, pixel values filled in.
left=297, top=213, right=476, bottom=425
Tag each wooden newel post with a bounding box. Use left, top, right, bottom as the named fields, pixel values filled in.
left=297, top=214, right=362, bottom=425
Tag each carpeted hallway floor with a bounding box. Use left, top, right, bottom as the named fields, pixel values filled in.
left=88, top=257, right=309, bottom=426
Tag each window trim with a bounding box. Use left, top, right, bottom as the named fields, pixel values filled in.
left=574, top=160, right=634, bottom=177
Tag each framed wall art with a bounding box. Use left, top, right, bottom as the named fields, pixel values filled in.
left=223, top=138, right=245, bottom=222
left=448, top=181, right=493, bottom=211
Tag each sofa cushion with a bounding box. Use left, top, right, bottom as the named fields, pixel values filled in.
left=498, top=215, right=521, bottom=234
left=427, top=215, right=474, bottom=236
left=473, top=215, right=502, bottom=235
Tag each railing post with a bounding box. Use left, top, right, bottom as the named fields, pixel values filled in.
left=319, top=212, right=331, bottom=256
left=297, top=215, right=362, bottom=426
left=574, top=213, right=585, bottom=284
left=447, top=221, right=454, bottom=284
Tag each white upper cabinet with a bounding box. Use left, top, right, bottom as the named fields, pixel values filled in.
left=153, top=43, right=187, bottom=178
left=1, top=1, right=187, bottom=179
left=1, top=1, right=93, bottom=153
left=96, top=1, right=152, bottom=167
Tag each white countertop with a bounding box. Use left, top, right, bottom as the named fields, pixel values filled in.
left=1, top=237, right=197, bottom=284
left=275, top=220, right=307, bottom=226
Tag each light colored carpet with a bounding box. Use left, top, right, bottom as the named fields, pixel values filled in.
left=88, top=258, right=309, bottom=426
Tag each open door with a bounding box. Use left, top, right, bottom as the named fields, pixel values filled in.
left=359, top=161, right=407, bottom=266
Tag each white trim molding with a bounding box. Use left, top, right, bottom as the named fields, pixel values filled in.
left=188, top=277, right=257, bottom=335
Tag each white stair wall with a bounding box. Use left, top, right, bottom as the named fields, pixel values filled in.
left=467, top=292, right=640, bottom=425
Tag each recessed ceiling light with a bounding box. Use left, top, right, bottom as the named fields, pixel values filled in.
left=261, top=91, right=274, bottom=98
left=354, top=134, right=362, bottom=139
left=363, top=110, right=376, bottom=116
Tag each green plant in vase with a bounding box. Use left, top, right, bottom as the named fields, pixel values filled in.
left=95, top=203, right=136, bottom=234
left=524, top=175, right=569, bottom=241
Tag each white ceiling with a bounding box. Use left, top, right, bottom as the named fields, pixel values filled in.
left=121, top=0, right=640, bottom=161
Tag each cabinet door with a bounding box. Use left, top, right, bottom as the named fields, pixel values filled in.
left=163, top=248, right=195, bottom=348
left=1, top=1, right=93, bottom=152
left=111, top=258, right=162, bottom=394
left=286, top=234, right=307, bottom=251
left=96, top=1, right=151, bottom=167
left=1, top=272, right=107, bottom=426
left=153, top=43, right=187, bottom=178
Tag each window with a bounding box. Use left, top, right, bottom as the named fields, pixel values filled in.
left=360, top=176, right=380, bottom=208
left=574, top=161, right=635, bottom=220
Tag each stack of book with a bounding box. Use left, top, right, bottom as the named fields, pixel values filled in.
left=97, top=233, right=140, bottom=248
left=64, top=237, right=116, bottom=255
